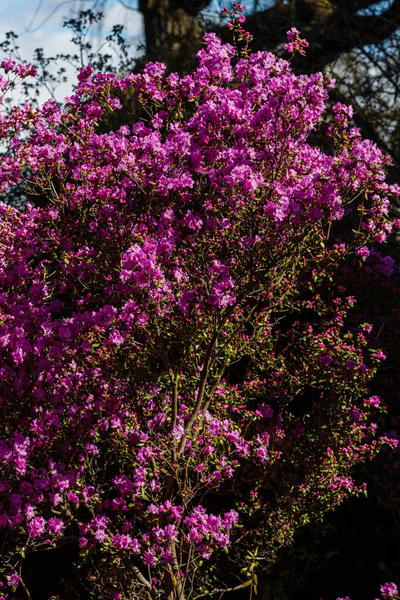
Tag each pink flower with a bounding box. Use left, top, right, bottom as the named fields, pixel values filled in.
left=356, top=246, right=370, bottom=257
left=7, top=573, right=19, bottom=588
left=373, top=350, right=387, bottom=360
left=109, top=330, right=124, bottom=345
left=1, top=58, right=15, bottom=72
left=381, top=583, right=398, bottom=598
left=112, top=534, right=139, bottom=552
left=15, top=63, right=37, bottom=78
left=172, top=424, right=185, bottom=440
left=27, top=516, right=46, bottom=538
left=364, top=396, right=381, bottom=408
left=66, top=492, right=79, bottom=504
left=94, top=530, right=108, bottom=543
left=381, top=582, right=399, bottom=598
left=47, top=517, right=65, bottom=535
left=286, top=27, right=300, bottom=41
left=162, top=550, right=174, bottom=564
left=256, top=447, right=269, bottom=462
left=143, top=551, right=156, bottom=566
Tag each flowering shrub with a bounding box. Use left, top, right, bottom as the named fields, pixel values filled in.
left=0, top=18, right=399, bottom=600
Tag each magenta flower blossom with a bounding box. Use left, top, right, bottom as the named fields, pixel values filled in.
left=7, top=573, right=19, bottom=588
left=47, top=517, right=65, bottom=535
left=381, top=583, right=399, bottom=598
left=27, top=516, right=46, bottom=538
left=364, top=396, right=381, bottom=407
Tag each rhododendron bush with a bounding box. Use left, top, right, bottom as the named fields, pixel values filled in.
left=0, top=17, right=399, bottom=600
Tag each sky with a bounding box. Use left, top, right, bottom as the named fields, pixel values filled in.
left=0, top=0, right=277, bottom=104
left=0, top=0, right=145, bottom=102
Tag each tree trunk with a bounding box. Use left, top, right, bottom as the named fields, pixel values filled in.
left=138, top=0, right=209, bottom=72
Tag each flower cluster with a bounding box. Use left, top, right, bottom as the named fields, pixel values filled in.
left=284, top=27, right=309, bottom=56
left=0, top=24, right=398, bottom=600
left=221, top=4, right=253, bottom=57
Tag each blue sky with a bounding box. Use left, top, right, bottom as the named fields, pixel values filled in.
left=0, top=0, right=144, bottom=101
left=0, top=0, right=273, bottom=104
